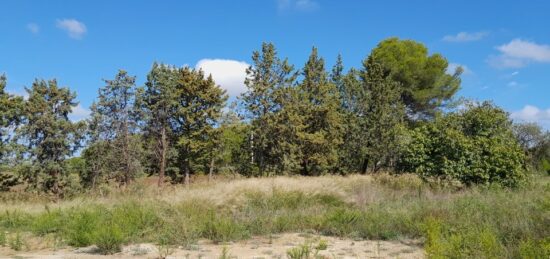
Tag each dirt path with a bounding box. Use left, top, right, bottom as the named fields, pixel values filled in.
left=0, top=233, right=424, bottom=258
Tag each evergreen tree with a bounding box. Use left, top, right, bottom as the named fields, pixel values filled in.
left=139, top=63, right=180, bottom=186
left=331, top=58, right=368, bottom=173
left=361, top=58, right=405, bottom=172
left=90, top=70, right=142, bottom=185
left=295, top=47, right=342, bottom=175
left=17, top=79, right=85, bottom=194
left=0, top=74, right=24, bottom=190
left=172, top=67, right=227, bottom=184
left=242, top=42, right=297, bottom=175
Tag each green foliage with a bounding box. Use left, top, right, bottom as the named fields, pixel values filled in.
left=399, top=101, right=526, bottom=186
left=94, top=223, right=125, bottom=254
left=8, top=231, right=25, bottom=251
left=369, top=37, right=462, bottom=119
left=513, top=122, right=550, bottom=174
left=0, top=229, right=6, bottom=246
left=64, top=208, right=102, bottom=247
left=17, top=79, right=85, bottom=195
left=201, top=211, right=248, bottom=243
left=31, top=209, right=64, bottom=235
left=519, top=238, right=550, bottom=259
left=286, top=242, right=312, bottom=259
left=361, top=58, right=405, bottom=172
left=242, top=42, right=297, bottom=175
left=294, top=47, right=343, bottom=175
left=172, top=67, right=227, bottom=183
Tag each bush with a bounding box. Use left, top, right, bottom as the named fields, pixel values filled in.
left=399, top=101, right=526, bottom=187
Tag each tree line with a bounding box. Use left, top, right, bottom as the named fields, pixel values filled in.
left=0, top=38, right=548, bottom=195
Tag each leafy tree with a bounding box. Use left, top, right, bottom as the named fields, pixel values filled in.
left=294, top=47, right=342, bottom=175
left=368, top=37, right=462, bottom=119
left=139, top=63, right=180, bottom=186
left=172, top=67, right=227, bottom=184
left=88, top=70, right=142, bottom=185
left=0, top=74, right=24, bottom=190
left=513, top=122, right=550, bottom=173
left=361, top=58, right=405, bottom=173
left=399, top=101, right=526, bottom=186
left=242, top=42, right=297, bottom=175
left=17, top=79, right=85, bottom=194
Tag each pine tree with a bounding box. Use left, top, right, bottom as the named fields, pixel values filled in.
left=172, top=67, right=227, bottom=184
left=295, top=47, right=342, bottom=175
left=361, top=58, right=405, bottom=172
left=90, top=70, right=142, bottom=185
left=17, top=79, right=85, bottom=194
left=331, top=58, right=367, bottom=173
left=0, top=74, right=24, bottom=190
left=242, top=42, right=297, bottom=175
left=139, top=63, right=180, bottom=187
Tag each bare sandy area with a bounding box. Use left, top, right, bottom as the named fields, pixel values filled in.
left=0, top=233, right=424, bottom=259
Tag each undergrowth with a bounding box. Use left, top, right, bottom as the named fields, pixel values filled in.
left=0, top=174, right=547, bottom=258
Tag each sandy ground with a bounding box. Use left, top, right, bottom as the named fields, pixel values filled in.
left=0, top=233, right=424, bottom=259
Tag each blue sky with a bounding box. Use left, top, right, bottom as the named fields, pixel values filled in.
left=1, top=0, right=549, bottom=127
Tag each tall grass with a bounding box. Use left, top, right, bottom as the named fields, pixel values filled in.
left=0, top=174, right=548, bottom=258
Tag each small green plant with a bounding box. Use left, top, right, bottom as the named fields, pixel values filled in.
left=315, top=239, right=328, bottom=250
left=219, top=246, right=232, bottom=259
left=286, top=242, right=312, bottom=259
left=155, top=230, right=174, bottom=259
left=94, top=224, right=124, bottom=254
left=8, top=232, right=25, bottom=251
left=0, top=230, right=6, bottom=246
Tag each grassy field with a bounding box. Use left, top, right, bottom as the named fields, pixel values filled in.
left=0, top=174, right=548, bottom=258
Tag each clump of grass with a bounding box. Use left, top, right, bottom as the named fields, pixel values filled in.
left=31, top=208, right=64, bottom=235
left=286, top=242, right=312, bottom=259
left=201, top=211, right=249, bottom=243
left=0, top=229, right=6, bottom=246
left=8, top=231, right=25, bottom=251
left=94, top=223, right=124, bottom=254
left=315, top=239, right=328, bottom=250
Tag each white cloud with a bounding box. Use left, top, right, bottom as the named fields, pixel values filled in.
left=277, top=0, right=319, bottom=12
left=195, top=59, right=250, bottom=97
left=27, top=23, right=39, bottom=34
left=442, top=31, right=488, bottom=42
left=69, top=104, right=91, bottom=121
left=447, top=63, right=472, bottom=75
left=511, top=105, right=550, bottom=128
left=511, top=71, right=519, bottom=76
left=489, top=39, right=550, bottom=68
left=56, top=19, right=87, bottom=39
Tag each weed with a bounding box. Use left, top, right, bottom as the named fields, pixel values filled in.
left=94, top=224, right=125, bottom=254
left=8, top=232, right=25, bottom=251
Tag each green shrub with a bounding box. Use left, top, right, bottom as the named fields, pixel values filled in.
left=94, top=224, right=124, bottom=254
left=399, top=101, right=526, bottom=187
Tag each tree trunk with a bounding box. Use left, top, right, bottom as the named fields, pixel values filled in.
left=184, top=162, right=190, bottom=186
left=361, top=157, right=369, bottom=174
left=209, top=156, right=215, bottom=182
left=158, top=126, right=167, bottom=187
